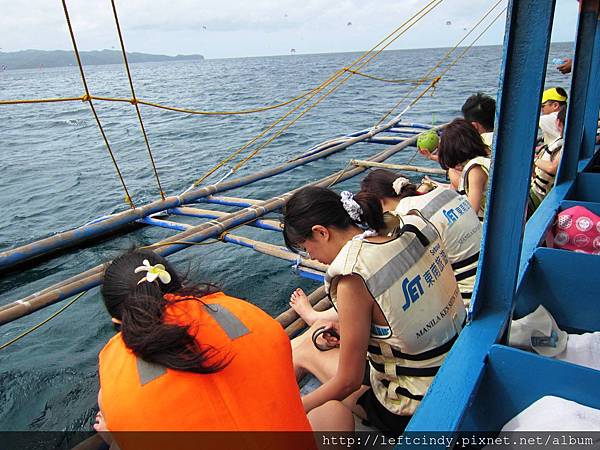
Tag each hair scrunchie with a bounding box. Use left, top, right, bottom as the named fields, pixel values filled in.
left=340, top=190, right=363, bottom=223
left=392, top=177, right=411, bottom=195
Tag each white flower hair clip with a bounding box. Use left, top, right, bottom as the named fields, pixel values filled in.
left=392, top=177, right=411, bottom=195
left=340, top=190, right=363, bottom=223
left=134, top=259, right=172, bottom=285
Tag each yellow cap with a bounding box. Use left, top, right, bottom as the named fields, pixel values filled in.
left=542, top=87, right=567, bottom=104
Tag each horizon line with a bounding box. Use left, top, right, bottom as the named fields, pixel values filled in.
left=1, top=41, right=574, bottom=62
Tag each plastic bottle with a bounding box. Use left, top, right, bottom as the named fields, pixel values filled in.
left=552, top=58, right=565, bottom=65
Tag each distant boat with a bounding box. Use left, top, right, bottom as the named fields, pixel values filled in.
left=290, top=48, right=296, bottom=54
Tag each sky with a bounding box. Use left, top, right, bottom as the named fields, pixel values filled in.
left=0, top=0, right=580, bottom=59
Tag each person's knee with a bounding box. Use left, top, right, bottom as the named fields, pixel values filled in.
left=308, top=400, right=354, bottom=431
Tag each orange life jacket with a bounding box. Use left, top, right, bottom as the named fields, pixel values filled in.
left=99, top=292, right=311, bottom=440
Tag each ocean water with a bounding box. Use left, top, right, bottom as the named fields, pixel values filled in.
left=0, top=43, right=572, bottom=432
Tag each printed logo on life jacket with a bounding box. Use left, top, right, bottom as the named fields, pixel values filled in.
left=443, top=208, right=458, bottom=225
left=402, top=275, right=424, bottom=310
left=443, top=198, right=472, bottom=226
left=402, top=244, right=449, bottom=311
left=371, top=323, right=391, bottom=338
left=415, top=288, right=460, bottom=338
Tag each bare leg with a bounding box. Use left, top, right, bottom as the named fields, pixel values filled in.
left=307, top=386, right=370, bottom=432
left=292, top=321, right=340, bottom=382
left=290, top=288, right=338, bottom=325
left=308, top=400, right=355, bottom=432
left=290, top=288, right=318, bottom=325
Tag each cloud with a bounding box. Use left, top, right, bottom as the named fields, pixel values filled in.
left=0, top=0, right=576, bottom=58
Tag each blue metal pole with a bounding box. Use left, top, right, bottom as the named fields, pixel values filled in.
left=168, top=207, right=282, bottom=232
left=0, top=128, right=417, bottom=272
left=1, top=131, right=420, bottom=324
left=556, top=0, right=600, bottom=184
left=472, top=0, right=556, bottom=318
left=406, top=0, right=556, bottom=434
left=138, top=216, right=191, bottom=231
left=200, top=197, right=256, bottom=208
left=581, top=9, right=600, bottom=160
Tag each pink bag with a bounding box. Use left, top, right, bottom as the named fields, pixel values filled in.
left=548, top=205, right=600, bottom=254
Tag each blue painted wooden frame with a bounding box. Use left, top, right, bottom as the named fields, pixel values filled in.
left=580, top=12, right=600, bottom=161
left=461, top=345, right=600, bottom=431
left=556, top=0, right=600, bottom=185
left=406, top=0, right=557, bottom=433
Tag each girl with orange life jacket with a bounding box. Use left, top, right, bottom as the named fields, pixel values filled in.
left=95, top=249, right=312, bottom=450
left=285, top=187, right=465, bottom=433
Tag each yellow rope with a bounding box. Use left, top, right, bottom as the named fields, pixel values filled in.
left=189, top=67, right=349, bottom=187
left=110, top=0, right=165, bottom=200
left=205, top=0, right=445, bottom=182
left=0, top=96, right=85, bottom=105
left=343, top=69, right=435, bottom=84
left=0, top=82, right=323, bottom=114
left=0, top=290, right=88, bottom=351
left=375, top=0, right=505, bottom=127
left=61, top=0, right=135, bottom=208
left=438, top=9, right=507, bottom=82
left=188, top=0, right=443, bottom=188
left=133, top=89, right=317, bottom=115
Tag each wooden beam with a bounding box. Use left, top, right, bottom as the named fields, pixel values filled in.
left=350, top=159, right=446, bottom=175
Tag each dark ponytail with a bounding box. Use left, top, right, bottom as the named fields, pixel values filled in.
left=360, top=169, right=419, bottom=201
left=283, top=186, right=385, bottom=252
left=353, top=191, right=385, bottom=232
left=101, top=249, right=229, bottom=374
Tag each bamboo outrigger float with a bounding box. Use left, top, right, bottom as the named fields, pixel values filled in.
left=0, top=126, right=441, bottom=326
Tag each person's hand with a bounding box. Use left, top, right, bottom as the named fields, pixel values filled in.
left=418, top=147, right=439, bottom=162
left=93, top=411, right=108, bottom=433
left=557, top=58, right=572, bottom=74
left=417, top=176, right=437, bottom=194
left=313, top=321, right=340, bottom=350
left=93, top=411, right=114, bottom=446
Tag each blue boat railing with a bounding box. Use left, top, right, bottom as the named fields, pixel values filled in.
left=406, top=0, right=600, bottom=438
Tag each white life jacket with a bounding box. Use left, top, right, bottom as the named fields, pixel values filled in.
left=481, top=132, right=494, bottom=149
left=324, top=215, right=466, bottom=416
left=457, top=156, right=491, bottom=220
left=531, top=137, right=563, bottom=204
left=394, top=188, right=482, bottom=304
left=539, top=111, right=561, bottom=146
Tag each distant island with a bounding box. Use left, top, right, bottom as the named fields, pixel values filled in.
left=0, top=49, right=204, bottom=70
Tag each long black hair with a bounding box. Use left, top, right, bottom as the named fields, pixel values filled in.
left=282, top=186, right=385, bottom=252
left=437, top=118, right=489, bottom=170
left=359, top=169, right=419, bottom=201
left=101, top=249, right=229, bottom=374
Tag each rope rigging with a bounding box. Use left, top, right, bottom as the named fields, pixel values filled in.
left=188, top=0, right=446, bottom=188
left=110, top=0, right=166, bottom=200
left=375, top=0, right=506, bottom=127
left=2, top=0, right=505, bottom=208
left=61, top=0, right=136, bottom=208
